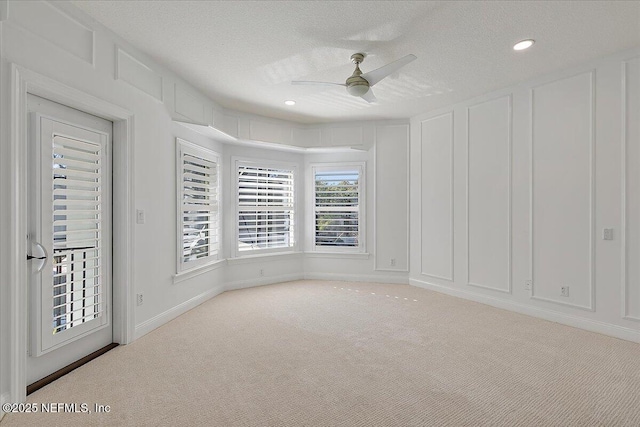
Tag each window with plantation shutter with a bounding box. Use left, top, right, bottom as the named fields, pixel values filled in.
left=236, top=161, right=295, bottom=253
left=177, top=139, right=220, bottom=272
left=313, top=164, right=364, bottom=251
left=51, top=134, right=106, bottom=335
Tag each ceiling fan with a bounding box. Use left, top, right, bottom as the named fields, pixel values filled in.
left=292, top=53, right=417, bottom=103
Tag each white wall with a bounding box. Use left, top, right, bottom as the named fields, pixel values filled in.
left=0, top=0, right=410, bottom=407
left=410, top=48, right=640, bottom=342
left=222, top=144, right=306, bottom=290
left=303, top=121, right=410, bottom=284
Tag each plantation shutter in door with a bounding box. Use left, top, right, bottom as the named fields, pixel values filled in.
left=180, top=147, right=220, bottom=271
left=314, top=169, right=360, bottom=248
left=237, top=164, right=294, bottom=251
left=35, top=118, right=110, bottom=356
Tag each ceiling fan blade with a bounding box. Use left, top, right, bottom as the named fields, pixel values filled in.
left=360, top=88, right=377, bottom=103
left=361, top=54, right=417, bottom=87
left=291, top=81, right=346, bottom=87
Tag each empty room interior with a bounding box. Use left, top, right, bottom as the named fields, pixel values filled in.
left=1, top=0, right=640, bottom=425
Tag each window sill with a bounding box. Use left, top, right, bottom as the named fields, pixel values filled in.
left=173, top=259, right=227, bottom=284
left=304, top=251, right=370, bottom=260
left=227, top=251, right=304, bottom=265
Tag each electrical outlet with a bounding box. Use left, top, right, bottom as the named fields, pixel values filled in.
left=560, top=286, right=570, bottom=297
left=602, top=228, right=614, bottom=240
left=259, top=269, right=264, bottom=277
left=524, top=280, right=532, bottom=291
left=136, top=209, right=145, bottom=224
left=136, top=293, right=144, bottom=306
left=390, top=258, right=396, bottom=267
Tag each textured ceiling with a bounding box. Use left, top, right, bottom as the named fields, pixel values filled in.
left=70, top=1, right=640, bottom=124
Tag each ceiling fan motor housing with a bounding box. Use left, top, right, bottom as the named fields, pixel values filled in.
left=346, top=55, right=370, bottom=97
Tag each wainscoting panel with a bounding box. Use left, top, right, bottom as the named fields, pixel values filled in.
left=292, top=127, right=322, bottom=147
left=221, top=114, right=239, bottom=138
left=9, top=1, right=94, bottom=64
left=531, top=71, right=594, bottom=310
left=116, top=48, right=163, bottom=101
left=375, top=124, right=409, bottom=272
left=250, top=119, right=293, bottom=145
left=326, top=125, right=363, bottom=147
left=624, top=57, right=640, bottom=320
left=174, top=83, right=206, bottom=123
left=467, top=96, right=512, bottom=293
left=420, top=112, right=454, bottom=281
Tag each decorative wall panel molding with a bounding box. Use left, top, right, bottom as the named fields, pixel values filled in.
left=292, top=127, right=321, bottom=148
left=116, top=48, right=163, bottom=101
left=375, top=124, right=410, bottom=272
left=174, top=83, right=205, bottom=123
left=9, top=1, right=94, bottom=64
left=221, top=114, right=239, bottom=138
left=530, top=71, right=595, bottom=311
left=420, top=112, right=454, bottom=281
left=326, top=125, right=363, bottom=147
left=249, top=119, right=292, bottom=145
left=466, top=95, right=512, bottom=293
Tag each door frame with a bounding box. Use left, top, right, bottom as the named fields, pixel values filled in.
left=6, top=63, right=135, bottom=404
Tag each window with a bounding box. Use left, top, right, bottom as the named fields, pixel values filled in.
left=312, top=164, right=364, bottom=251
left=176, top=139, right=220, bottom=272
left=236, top=161, right=295, bottom=254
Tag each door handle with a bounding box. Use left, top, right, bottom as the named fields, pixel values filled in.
left=27, top=241, right=48, bottom=273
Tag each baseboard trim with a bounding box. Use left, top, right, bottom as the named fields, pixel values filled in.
left=225, top=273, right=305, bottom=291
left=305, top=272, right=409, bottom=285
left=134, top=284, right=225, bottom=340
left=410, top=278, right=640, bottom=343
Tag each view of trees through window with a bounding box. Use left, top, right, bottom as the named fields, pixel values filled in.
left=314, top=169, right=360, bottom=248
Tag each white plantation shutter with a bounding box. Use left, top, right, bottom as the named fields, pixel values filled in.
left=237, top=162, right=295, bottom=252
left=313, top=166, right=363, bottom=250
left=51, top=135, right=105, bottom=334
left=177, top=139, right=220, bottom=272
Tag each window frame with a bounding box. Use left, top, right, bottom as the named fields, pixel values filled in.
left=234, top=157, right=298, bottom=257
left=309, top=162, right=366, bottom=253
left=176, top=138, right=222, bottom=274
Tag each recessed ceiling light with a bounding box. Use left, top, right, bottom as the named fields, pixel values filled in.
left=513, top=39, right=535, bottom=51
left=284, top=100, right=296, bottom=106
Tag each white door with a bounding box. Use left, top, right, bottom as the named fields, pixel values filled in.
left=27, top=94, right=113, bottom=385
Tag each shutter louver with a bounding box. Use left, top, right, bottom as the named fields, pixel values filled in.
left=238, top=164, right=294, bottom=252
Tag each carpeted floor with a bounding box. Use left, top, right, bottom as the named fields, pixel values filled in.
left=2, top=280, right=640, bottom=426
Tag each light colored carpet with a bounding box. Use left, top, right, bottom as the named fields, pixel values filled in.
left=3, top=280, right=640, bottom=426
